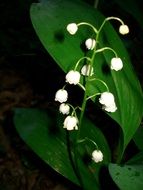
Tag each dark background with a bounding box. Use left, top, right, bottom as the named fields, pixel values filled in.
left=0, top=0, right=142, bottom=189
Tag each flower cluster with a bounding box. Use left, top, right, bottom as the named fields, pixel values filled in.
left=67, top=22, right=129, bottom=36
left=54, top=18, right=129, bottom=165
left=67, top=22, right=128, bottom=72
left=55, top=64, right=94, bottom=130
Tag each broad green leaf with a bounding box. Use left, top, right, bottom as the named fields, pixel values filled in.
left=30, top=0, right=143, bottom=151
left=109, top=163, right=143, bottom=190
left=14, top=108, right=111, bottom=190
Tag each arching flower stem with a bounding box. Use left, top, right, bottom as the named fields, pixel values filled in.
left=74, top=56, right=91, bottom=70
left=86, top=92, right=101, bottom=101
left=77, top=22, right=98, bottom=34
left=77, top=137, right=99, bottom=150
left=96, top=16, right=125, bottom=41
left=69, top=104, right=82, bottom=118
left=95, top=47, right=118, bottom=57
left=78, top=83, right=85, bottom=91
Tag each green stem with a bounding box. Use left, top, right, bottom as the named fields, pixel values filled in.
left=78, top=137, right=99, bottom=149
left=95, top=47, right=118, bottom=57
left=73, top=18, right=106, bottom=185
left=94, top=0, right=99, bottom=8
left=73, top=41, right=98, bottom=189
left=78, top=50, right=97, bottom=132
left=72, top=16, right=124, bottom=187
left=74, top=56, right=91, bottom=70
left=78, top=22, right=98, bottom=34
left=96, top=16, right=124, bottom=41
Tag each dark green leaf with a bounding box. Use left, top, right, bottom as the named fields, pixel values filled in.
left=109, top=163, right=143, bottom=190
left=14, top=108, right=111, bottom=190
left=133, top=126, right=143, bottom=150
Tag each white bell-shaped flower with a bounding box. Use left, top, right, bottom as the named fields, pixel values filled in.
left=66, top=23, right=78, bottom=35
left=111, top=57, right=123, bottom=71
left=66, top=70, right=80, bottom=85
left=59, top=103, right=70, bottom=115
left=92, top=150, right=103, bottom=163
left=81, top=64, right=94, bottom=76
left=119, top=24, right=129, bottom=35
left=55, top=89, right=68, bottom=103
left=99, top=92, right=117, bottom=112
left=85, top=38, right=96, bottom=50
left=99, top=92, right=115, bottom=106
left=63, top=116, right=78, bottom=130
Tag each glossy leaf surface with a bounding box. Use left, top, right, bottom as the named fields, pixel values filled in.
left=14, top=108, right=111, bottom=190
left=109, top=163, right=143, bottom=190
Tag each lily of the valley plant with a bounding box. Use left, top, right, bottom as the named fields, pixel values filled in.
left=55, top=16, right=129, bottom=173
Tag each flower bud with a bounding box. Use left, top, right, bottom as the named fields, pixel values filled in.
left=66, top=23, right=78, bottom=35
left=63, top=116, right=78, bottom=130
left=85, top=38, right=96, bottom=50
left=119, top=24, right=129, bottom=35
left=66, top=70, right=80, bottom=85
left=111, top=57, right=123, bottom=71
left=59, top=103, right=70, bottom=115
left=92, top=150, right=103, bottom=163
left=81, top=64, right=94, bottom=76
left=55, top=89, right=68, bottom=103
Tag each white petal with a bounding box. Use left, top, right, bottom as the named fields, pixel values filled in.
left=63, top=116, right=78, bottom=130
left=111, top=57, right=123, bottom=71
left=59, top=103, right=70, bottom=114
left=99, top=92, right=115, bottom=106
left=66, top=23, right=78, bottom=35
left=119, top=25, right=129, bottom=35
left=55, top=89, right=68, bottom=103
left=92, top=150, right=103, bottom=163
left=66, top=70, right=80, bottom=85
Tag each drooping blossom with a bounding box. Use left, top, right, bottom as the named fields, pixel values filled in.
left=99, top=92, right=117, bottom=112
left=59, top=103, right=70, bottom=115
left=55, top=89, right=68, bottom=103
left=66, top=23, right=78, bottom=35
left=119, top=24, right=129, bottom=35
left=111, top=57, right=123, bottom=71
left=63, top=116, right=78, bottom=130
left=92, top=150, right=103, bottom=163
left=65, top=70, right=80, bottom=85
